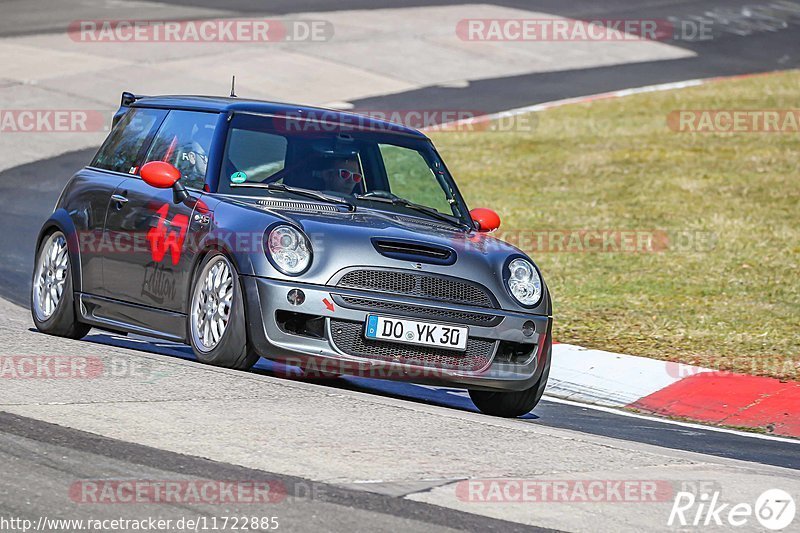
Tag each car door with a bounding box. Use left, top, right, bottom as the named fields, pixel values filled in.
left=82, top=106, right=167, bottom=297
left=102, top=109, right=218, bottom=313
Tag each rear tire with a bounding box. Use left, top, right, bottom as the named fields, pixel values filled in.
left=31, top=231, right=91, bottom=339
left=469, top=345, right=551, bottom=417
left=188, top=253, right=259, bottom=370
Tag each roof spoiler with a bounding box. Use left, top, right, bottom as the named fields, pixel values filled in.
left=121, top=91, right=145, bottom=106
left=112, top=91, right=148, bottom=128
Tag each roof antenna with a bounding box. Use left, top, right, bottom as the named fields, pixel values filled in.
left=230, top=75, right=237, bottom=98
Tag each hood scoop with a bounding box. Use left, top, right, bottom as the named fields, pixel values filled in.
left=255, top=199, right=339, bottom=212
left=372, top=238, right=456, bottom=265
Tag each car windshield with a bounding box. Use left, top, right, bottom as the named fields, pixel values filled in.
left=217, top=113, right=468, bottom=225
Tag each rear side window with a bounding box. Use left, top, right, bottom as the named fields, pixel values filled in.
left=143, top=110, right=218, bottom=190
left=92, top=108, right=165, bottom=174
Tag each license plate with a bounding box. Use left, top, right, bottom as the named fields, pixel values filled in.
left=364, top=315, right=468, bottom=352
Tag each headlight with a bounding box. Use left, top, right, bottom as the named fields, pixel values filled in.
left=507, top=258, right=542, bottom=306
left=267, top=225, right=311, bottom=275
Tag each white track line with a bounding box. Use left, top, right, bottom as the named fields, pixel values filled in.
left=462, top=79, right=705, bottom=125
left=426, top=74, right=780, bottom=131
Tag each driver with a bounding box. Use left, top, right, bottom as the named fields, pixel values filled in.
left=179, top=125, right=213, bottom=188
left=314, top=157, right=362, bottom=195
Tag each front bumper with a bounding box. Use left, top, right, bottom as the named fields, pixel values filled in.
left=241, top=275, right=551, bottom=392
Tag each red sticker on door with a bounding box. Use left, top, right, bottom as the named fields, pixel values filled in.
left=146, top=203, right=189, bottom=265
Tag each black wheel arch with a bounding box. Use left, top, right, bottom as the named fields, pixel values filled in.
left=184, top=239, right=251, bottom=342
left=35, top=209, right=82, bottom=294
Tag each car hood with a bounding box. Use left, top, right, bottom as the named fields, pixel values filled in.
left=210, top=196, right=548, bottom=314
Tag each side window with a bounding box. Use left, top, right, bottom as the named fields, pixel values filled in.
left=92, top=108, right=164, bottom=174
left=143, top=110, right=218, bottom=190
left=378, top=144, right=452, bottom=213
left=224, top=128, right=288, bottom=184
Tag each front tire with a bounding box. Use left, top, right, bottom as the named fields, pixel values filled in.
left=188, top=253, right=258, bottom=370
left=469, top=345, right=551, bottom=417
left=31, top=231, right=91, bottom=339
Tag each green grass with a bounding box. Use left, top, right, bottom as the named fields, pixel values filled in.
left=380, top=144, right=452, bottom=213
left=430, top=70, right=800, bottom=380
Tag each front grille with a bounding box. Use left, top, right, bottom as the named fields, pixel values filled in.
left=336, top=295, right=501, bottom=326
left=329, top=319, right=495, bottom=371
left=336, top=269, right=495, bottom=308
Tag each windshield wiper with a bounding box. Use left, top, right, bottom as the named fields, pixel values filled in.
left=231, top=182, right=355, bottom=211
left=354, top=193, right=469, bottom=230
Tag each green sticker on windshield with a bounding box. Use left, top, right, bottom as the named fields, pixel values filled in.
left=230, top=171, right=247, bottom=184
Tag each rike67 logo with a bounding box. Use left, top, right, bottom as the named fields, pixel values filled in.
left=669, top=489, right=796, bottom=530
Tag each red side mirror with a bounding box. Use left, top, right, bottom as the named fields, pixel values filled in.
left=470, top=208, right=501, bottom=232
left=141, top=161, right=181, bottom=189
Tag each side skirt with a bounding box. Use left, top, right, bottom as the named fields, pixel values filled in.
left=77, top=293, right=187, bottom=342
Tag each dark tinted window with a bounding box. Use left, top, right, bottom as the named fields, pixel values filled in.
left=143, top=110, right=218, bottom=189
left=92, top=108, right=165, bottom=174
left=223, top=128, right=288, bottom=184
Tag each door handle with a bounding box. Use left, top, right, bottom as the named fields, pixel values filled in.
left=111, top=194, right=129, bottom=208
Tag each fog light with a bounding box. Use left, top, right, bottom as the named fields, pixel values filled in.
left=287, top=289, right=305, bottom=306
left=522, top=320, right=535, bottom=337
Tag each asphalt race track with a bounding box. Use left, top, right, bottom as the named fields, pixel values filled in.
left=1, top=411, right=540, bottom=533
left=1, top=1, right=799, bottom=531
